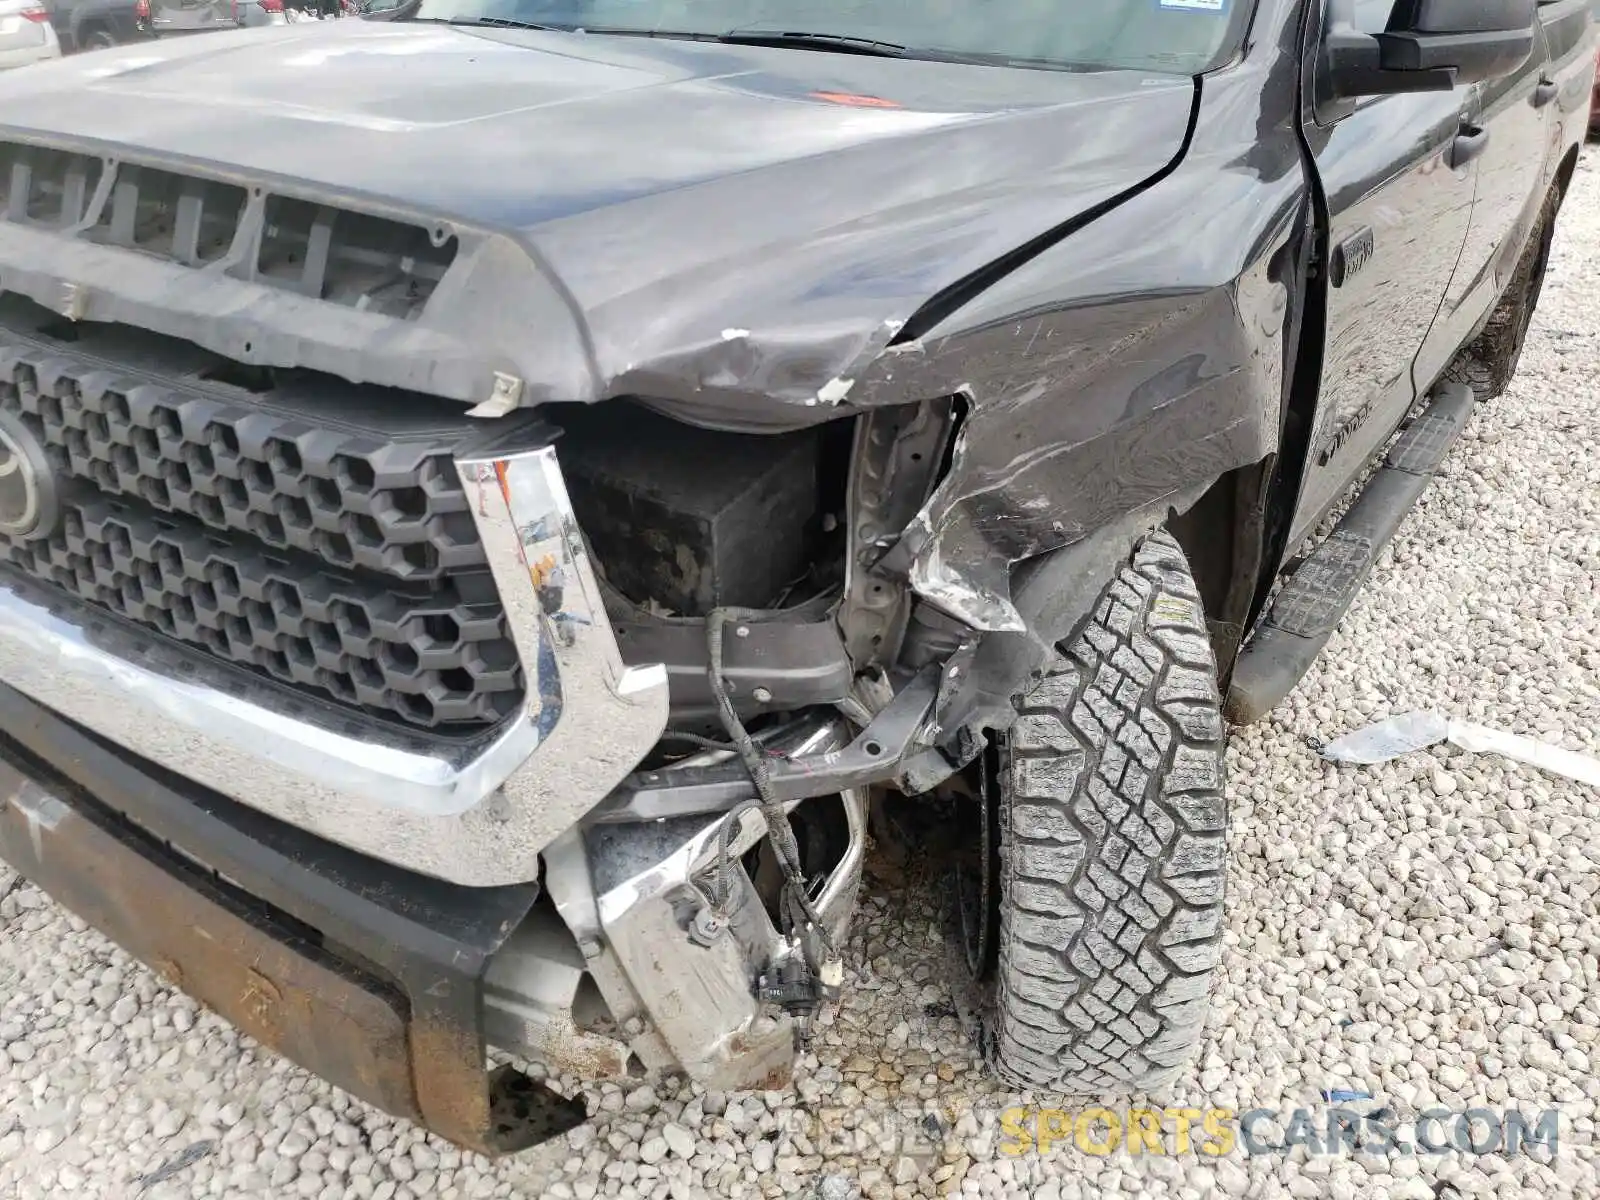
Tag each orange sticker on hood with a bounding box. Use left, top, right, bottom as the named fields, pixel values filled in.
left=809, top=91, right=902, bottom=108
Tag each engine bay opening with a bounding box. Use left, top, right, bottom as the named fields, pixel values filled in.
left=90, top=164, right=247, bottom=266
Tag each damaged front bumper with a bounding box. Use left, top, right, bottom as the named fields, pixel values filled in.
left=501, top=725, right=871, bottom=1093
left=0, top=346, right=949, bottom=1137
left=0, top=416, right=945, bottom=1143
left=0, top=676, right=890, bottom=1148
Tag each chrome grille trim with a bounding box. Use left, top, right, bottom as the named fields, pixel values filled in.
left=0, top=432, right=669, bottom=885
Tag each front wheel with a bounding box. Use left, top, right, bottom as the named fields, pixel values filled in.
left=973, top=529, right=1229, bottom=1092
left=80, top=28, right=120, bottom=50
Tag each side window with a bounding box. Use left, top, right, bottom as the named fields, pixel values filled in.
left=1351, top=0, right=1396, bottom=32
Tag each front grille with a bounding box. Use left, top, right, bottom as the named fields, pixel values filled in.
left=10, top=342, right=484, bottom=581
left=0, top=304, right=523, bottom=730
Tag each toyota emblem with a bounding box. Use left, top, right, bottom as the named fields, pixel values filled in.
left=0, top=412, right=59, bottom=540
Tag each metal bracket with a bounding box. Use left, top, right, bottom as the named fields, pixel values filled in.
left=838, top=399, right=958, bottom=669
left=467, top=371, right=525, bottom=419
left=591, top=668, right=940, bottom=826
left=609, top=603, right=853, bottom=723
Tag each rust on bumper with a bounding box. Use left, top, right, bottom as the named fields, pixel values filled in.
left=0, top=682, right=587, bottom=1155
left=0, top=770, right=421, bottom=1119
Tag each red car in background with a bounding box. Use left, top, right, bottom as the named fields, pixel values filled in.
left=1592, top=46, right=1600, bottom=135
left=1592, top=3, right=1600, bottom=136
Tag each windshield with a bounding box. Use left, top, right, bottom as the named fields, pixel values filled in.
left=401, top=0, right=1253, bottom=74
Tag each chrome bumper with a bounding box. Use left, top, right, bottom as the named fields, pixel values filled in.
left=0, top=427, right=669, bottom=886
left=593, top=785, right=866, bottom=1088
left=489, top=721, right=868, bottom=1089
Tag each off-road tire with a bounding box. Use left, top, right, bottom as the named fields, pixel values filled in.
left=990, top=529, right=1227, bottom=1093
left=80, top=26, right=120, bottom=51
left=1446, top=186, right=1559, bottom=401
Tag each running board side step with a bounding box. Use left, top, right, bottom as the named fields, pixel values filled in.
left=1226, top=383, right=1476, bottom=725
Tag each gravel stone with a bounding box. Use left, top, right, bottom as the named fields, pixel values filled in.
left=4, top=148, right=1600, bottom=1200
left=32, top=1128, right=65, bottom=1154
left=108, top=995, right=139, bottom=1026
left=638, top=1137, right=668, bottom=1165
left=751, top=1140, right=776, bottom=1175
left=660, top=1123, right=695, bottom=1159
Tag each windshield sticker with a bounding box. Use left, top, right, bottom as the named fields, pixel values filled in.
left=1159, top=0, right=1228, bottom=10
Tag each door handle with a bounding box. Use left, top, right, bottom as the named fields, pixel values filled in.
left=1447, top=125, right=1490, bottom=170
left=1532, top=78, right=1559, bottom=109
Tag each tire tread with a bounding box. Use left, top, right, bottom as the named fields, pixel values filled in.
left=992, top=529, right=1227, bottom=1092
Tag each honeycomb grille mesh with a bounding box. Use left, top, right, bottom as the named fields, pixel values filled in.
left=4, top=350, right=486, bottom=579
left=0, top=337, right=524, bottom=730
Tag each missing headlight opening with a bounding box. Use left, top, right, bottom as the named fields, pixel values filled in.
left=548, top=396, right=964, bottom=746
left=554, top=399, right=852, bottom=619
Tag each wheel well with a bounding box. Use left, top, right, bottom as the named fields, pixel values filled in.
left=1167, top=457, right=1274, bottom=683
left=1170, top=193, right=1319, bottom=685
left=1554, top=143, right=1581, bottom=202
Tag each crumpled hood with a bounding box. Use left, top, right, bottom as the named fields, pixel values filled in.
left=0, top=21, right=1195, bottom=424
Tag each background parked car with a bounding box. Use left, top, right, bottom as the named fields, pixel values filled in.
left=282, top=0, right=356, bottom=20
left=0, top=0, right=61, bottom=66
left=42, top=0, right=139, bottom=51
left=1592, top=0, right=1600, bottom=136
left=1592, top=48, right=1600, bottom=136
left=137, top=0, right=285, bottom=38
left=352, top=0, right=414, bottom=19
left=1591, top=41, right=1600, bottom=136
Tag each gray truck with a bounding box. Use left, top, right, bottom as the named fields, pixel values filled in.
left=0, top=0, right=1590, bottom=1153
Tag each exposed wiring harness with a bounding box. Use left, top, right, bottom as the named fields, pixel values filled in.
left=655, top=730, right=739, bottom=754
left=704, top=608, right=841, bottom=1022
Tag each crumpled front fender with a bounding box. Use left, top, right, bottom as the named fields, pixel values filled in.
left=857, top=112, right=1308, bottom=639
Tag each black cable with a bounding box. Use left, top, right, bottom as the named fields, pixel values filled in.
left=714, top=798, right=763, bottom=910
left=655, top=731, right=739, bottom=753
left=705, top=608, right=835, bottom=960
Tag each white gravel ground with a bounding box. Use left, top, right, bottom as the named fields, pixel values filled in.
left=5, top=156, right=1600, bottom=1200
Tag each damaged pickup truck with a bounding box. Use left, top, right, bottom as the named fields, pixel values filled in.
left=0, top=0, right=1590, bottom=1152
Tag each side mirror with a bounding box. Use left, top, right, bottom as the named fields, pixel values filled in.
left=1323, top=0, right=1537, bottom=99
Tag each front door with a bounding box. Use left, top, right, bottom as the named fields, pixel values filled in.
left=1288, top=2, right=1480, bottom=545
